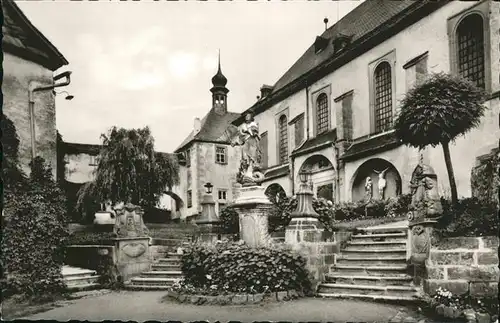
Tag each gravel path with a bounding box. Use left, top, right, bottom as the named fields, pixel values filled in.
left=19, top=290, right=419, bottom=322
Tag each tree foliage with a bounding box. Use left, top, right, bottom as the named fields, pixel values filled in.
left=394, top=73, right=487, bottom=149
left=2, top=158, right=69, bottom=299
left=394, top=73, right=487, bottom=204
left=76, top=126, right=180, bottom=210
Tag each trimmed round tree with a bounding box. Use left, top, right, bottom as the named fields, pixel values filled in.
left=77, top=126, right=180, bottom=212
left=394, top=73, right=487, bottom=205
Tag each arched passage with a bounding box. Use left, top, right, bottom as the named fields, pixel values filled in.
left=351, top=158, right=401, bottom=202
left=265, top=183, right=287, bottom=204
left=163, top=191, right=184, bottom=211
left=299, top=154, right=335, bottom=202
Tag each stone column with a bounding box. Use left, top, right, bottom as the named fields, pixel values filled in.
left=232, top=185, right=273, bottom=247
left=196, top=193, right=222, bottom=244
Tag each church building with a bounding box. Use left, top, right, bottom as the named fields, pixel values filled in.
left=231, top=0, right=499, bottom=203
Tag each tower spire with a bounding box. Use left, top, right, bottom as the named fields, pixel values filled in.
left=211, top=49, right=229, bottom=115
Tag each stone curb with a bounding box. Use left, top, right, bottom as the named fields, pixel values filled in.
left=166, top=289, right=302, bottom=305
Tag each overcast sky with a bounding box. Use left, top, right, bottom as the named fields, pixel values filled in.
left=18, top=1, right=361, bottom=153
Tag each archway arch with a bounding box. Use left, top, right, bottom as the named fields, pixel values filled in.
left=163, top=191, right=184, bottom=211
left=350, top=158, right=401, bottom=202
left=299, top=154, right=335, bottom=202
left=265, top=183, right=286, bottom=204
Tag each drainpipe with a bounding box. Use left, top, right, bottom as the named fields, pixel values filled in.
left=28, top=71, right=72, bottom=160
left=305, top=81, right=310, bottom=141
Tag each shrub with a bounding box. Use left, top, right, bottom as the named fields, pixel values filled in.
left=435, top=197, right=498, bottom=238
left=1, top=158, right=69, bottom=299
left=181, top=241, right=312, bottom=295
left=219, top=206, right=240, bottom=234
left=67, top=231, right=117, bottom=245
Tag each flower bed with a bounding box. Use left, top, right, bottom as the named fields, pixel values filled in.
left=180, top=241, right=312, bottom=296
left=165, top=281, right=301, bottom=305
left=427, top=287, right=499, bottom=323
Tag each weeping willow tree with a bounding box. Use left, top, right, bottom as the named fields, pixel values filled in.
left=76, top=126, right=180, bottom=213
left=394, top=73, right=487, bottom=205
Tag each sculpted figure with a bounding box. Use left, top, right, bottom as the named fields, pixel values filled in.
left=364, top=177, right=373, bottom=202
left=374, top=167, right=389, bottom=199
left=230, top=113, right=265, bottom=185
left=408, top=164, right=443, bottom=224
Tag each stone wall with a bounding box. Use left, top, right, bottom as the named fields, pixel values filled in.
left=2, top=52, right=58, bottom=179
left=424, top=236, right=499, bottom=297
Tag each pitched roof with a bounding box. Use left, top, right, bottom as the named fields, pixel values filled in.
left=175, top=109, right=240, bottom=152
left=341, top=131, right=401, bottom=162
left=271, top=0, right=416, bottom=93
left=291, top=129, right=337, bottom=157
left=233, top=0, right=448, bottom=126
left=2, top=0, right=68, bottom=71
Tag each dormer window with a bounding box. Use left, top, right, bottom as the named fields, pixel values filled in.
left=314, top=36, right=329, bottom=54
left=332, top=34, right=351, bottom=53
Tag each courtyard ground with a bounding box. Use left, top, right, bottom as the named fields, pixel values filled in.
left=13, top=290, right=431, bottom=322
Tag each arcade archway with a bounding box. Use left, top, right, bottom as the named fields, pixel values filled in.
left=299, top=154, right=335, bottom=202
left=351, top=158, right=401, bottom=202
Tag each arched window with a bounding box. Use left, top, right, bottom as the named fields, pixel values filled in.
left=316, top=93, right=329, bottom=135
left=278, top=115, right=288, bottom=164
left=457, top=14, right=485, bottom=89
left=374, top=62, right=393, bottom=133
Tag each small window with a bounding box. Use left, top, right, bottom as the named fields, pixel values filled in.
left=218, top=190, right=227, bottom=201
left=316, top=93, right=329, bottom=135
left=294, top=115, right=304, bottom=147
left=185, top=149, right=191, bottom=168
left=89, top=155, right=99, bottom=166
left=187, top=190, right=192, bottom=208
left=215, top=146, right=227, bottom=164
left=278, top=115, right=288, bottom=164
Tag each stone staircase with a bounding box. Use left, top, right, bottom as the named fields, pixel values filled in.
left=124, top=238, right=186, bottom=290
left=62, top=266, right=101, bottom=291
left=317, top=222, right=422, bottom=301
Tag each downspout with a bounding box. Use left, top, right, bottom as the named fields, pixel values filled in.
left=28, top=71, right=72, bottom=159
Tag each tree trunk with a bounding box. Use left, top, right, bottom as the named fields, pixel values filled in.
left=442, top=141, right=458, bottom=205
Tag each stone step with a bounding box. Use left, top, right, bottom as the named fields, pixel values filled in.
left=124, top=284, right=172, bottom=291
left=158, top=258, right=182, bottom=264
left=345, top=241, right=407, bottom=250
left=64, top=275, right=100, bottom=286
left=325, top=274, right=413, bottom=286
left=151, top=238, right=185, bottom=246
left=165, top=253, right=183, bottom=258
left=356, top=226, right=408, bottom=234
left=351, top=233, right=407, bottom=243
left=332, top=264, right=408, bottom=277
left=129, top=277, right=178, bottom=286
left=317, top=283, right=419, bottom=298
left=63, top=271, right=98, bottom=280
left=341, top=249, right=407, bottom=258
left=317, top=292, right=421, bottom=302
left=141, top=271, right=183, bottom=278
left=336, top=257, right=407, bottom=267
left=151, top=263, right=182, bottom=271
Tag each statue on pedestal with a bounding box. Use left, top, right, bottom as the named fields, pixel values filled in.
left=230, top=113, right=265, bottom=186
left=408, top=163, right=442, bottom=265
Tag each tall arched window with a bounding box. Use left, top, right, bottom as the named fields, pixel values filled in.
left=374, top=62, right=393, bottom=133
left=457, top=14, right=485, bottom=89
left=316, top=93, right=329, bottom=135
left=278, top=115, right=288, bottom=164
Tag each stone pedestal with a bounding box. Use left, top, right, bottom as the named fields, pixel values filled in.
left=196, top=224, right=222, bottom=244
left=114, top=237, right=151, bottom=282
left=232, top=185, right=273, bottom=247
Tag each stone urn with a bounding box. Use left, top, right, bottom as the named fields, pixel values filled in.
left=94, top=211, right=115, bottom=225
